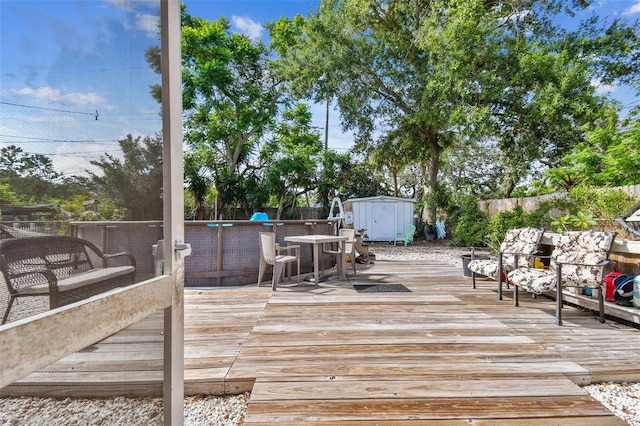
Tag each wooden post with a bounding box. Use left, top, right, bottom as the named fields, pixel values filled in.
left=161, top=1, right=184, bottom=424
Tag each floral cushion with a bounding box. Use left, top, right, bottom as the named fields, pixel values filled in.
left=500, top=227, right=545, bottom=269
left=508, top=267, right=555, bottom=293
left=468, top=259, right=501, bottom=279
left=508, top=230, right=616, bottom=294
left=467, top=227, right=544, bottom=279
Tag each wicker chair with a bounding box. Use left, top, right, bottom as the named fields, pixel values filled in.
left=508, top=230, right=617, bottom=325
left=1, top=236, right=136, bottom=324
left=467, top=227, right=544, bottom=300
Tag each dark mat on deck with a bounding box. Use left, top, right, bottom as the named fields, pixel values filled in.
left=353, top=283, right=411, bottom=293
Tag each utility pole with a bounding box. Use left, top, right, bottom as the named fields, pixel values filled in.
left=324, top=97, right=329, bottom=150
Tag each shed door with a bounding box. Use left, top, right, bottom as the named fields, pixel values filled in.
left=371, top=202, right=396, bottom=241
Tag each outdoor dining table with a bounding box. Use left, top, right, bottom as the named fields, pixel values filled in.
left=284, top=234, right=348, bottom=284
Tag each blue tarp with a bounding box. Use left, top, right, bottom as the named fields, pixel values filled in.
left=250, top=212, right=268, bottom=221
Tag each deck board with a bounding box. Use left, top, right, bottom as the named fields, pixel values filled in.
left=3, top=257, right=639, bottom=423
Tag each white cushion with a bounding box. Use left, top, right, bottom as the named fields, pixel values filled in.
left=18, top=266, right=135, bottom=295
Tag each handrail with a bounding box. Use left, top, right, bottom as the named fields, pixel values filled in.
left=0, top=276, right=172, bottom=388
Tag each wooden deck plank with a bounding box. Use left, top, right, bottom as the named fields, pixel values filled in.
left=4, top=256, right=640, bottom=423
left=242, top=396, right=620, bottom=423
left=249, top=378, right=587, bottom=400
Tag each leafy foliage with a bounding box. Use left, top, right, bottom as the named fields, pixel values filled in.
left=259, top=104, right=323, bottom=219
left=270, top=0, right=640, bottom=225
left=450, top=196, right=489, bottom=247
left=0, top=145, right=65, bottom=203
left=567, top=186, right=639, bottom=223
left=181, top=11, right=283, bottom=217
left=89, top=134, right=163, bottom=220
left=545, top=122, right=640, bottom=190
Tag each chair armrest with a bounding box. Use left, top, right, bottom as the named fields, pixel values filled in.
left=500, top=250, right=539, bottom=256
left=276, top=244, right=300, bottom=255
left=10, top=267, right=59, bottom=293
left=556, top=259, right=611, bottom=267
left=102, top=252, right=136, bottom=267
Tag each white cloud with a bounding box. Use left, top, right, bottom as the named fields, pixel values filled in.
left=622, top=1, right=640, bottom=14
left=231, top=16, right=264, bottom=40
left=591, top=78, right=618, bottom=95
left=136, top=13, right=159, bottom=38
left=10, top=87, right=114, bottom=110
left=103, top=0, right=132, bottom=11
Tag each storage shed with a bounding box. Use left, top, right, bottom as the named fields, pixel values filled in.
left=345, top=196, right=416, bottom=242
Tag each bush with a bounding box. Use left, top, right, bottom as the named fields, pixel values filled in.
left=568, top=186, right=638, bottom=220
left=450, top=198, right=489, bottom=247
left=484, top=205, right=543, bottom=251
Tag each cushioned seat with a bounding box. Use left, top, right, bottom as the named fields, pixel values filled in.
left=467, top=227, right=544, bottom=300
left=507, top=230, right=617, bottom=325
left=18, top=266, right=136, bottom=295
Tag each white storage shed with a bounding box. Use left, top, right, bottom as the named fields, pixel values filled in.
left=345, top=196, right=416, bottom=242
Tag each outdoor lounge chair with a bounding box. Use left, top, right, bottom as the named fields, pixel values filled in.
left=467, top=227, right=544, bottom=300
left=394, top=224, right=416, bottom=246
left=507, top=230, right=617, bottom=325
left=257, top=232, right=300, bottom=290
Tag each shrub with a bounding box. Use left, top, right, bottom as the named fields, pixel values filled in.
left=450, top=198, right=489, bottom=247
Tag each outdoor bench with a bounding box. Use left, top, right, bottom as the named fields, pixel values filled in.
left=1, top=235, right=136, bottom=324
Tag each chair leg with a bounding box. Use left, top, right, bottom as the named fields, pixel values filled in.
left=497, top=260, right=503, bottom=300
left=2, top=296, right=15, bottom=325
left=513, top=285, right=519, bottom=307
left=555, top=265, right=563, bottom=325
left=272, top=262, right=285, bottom=291
left=257, top=259, right=265, bottom=287
left=556, top=282, right=563, bottom=326
left=597, top=287, right=605, bottom=323
left=471, top=271, right=476, bottom=289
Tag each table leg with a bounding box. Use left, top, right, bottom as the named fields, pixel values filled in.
left=312, top=242, right=320, bottom=285
left=339, top=242, right=346, bottom=279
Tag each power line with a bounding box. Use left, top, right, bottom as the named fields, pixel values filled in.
left=0, top=101, right=97, bottom=119
left=0, top=133, right=120, bottom=144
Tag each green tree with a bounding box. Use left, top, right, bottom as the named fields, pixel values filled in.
left=184, top=152, right=213, bottom=220
left=315, top=149, right=352, bottom=217
left=0, top=145, right=63, bottom=203
left=58, top=195, right=124, bottom=221
left=271, top=0, right=639, bottom=219
left=260, top=104, right=323, bottom=219
left=0, top=183, right=20, bottom=205
left=181, top=11, right=282, bottom=217
left=89, top=134, right=163, bottom=220
left=342, top=160, right=391, bottom=200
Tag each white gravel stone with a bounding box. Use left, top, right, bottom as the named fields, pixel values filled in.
left=1, top=242, right=638, bottom=424
left=0, top=393, right=250, bottom=426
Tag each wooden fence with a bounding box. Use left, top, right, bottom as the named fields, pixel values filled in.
left=478, top=184, right=640, bottom=217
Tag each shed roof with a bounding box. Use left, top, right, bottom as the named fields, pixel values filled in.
left=346, top=195, right=416, bottom=204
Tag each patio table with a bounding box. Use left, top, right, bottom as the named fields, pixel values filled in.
left=284, top=234, right=348, bottom=284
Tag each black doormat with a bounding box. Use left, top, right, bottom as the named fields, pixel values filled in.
left=353, top=283, right=411, bottom=293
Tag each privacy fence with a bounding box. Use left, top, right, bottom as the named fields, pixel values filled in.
left=477, top=184, right=640, bottom=217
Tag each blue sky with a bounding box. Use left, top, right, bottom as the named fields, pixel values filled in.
left=1, top=0, right=639, bottom=178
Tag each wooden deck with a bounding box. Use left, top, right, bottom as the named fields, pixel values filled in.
left=4, top=257, right=640, bottom=423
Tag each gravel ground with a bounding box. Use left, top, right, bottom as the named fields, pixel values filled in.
left=0, top=393, right=249, bottom=426
left=1, top=242, right=639, bottom=424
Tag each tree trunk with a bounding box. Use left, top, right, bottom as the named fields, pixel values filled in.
left=420, top=127, right=441, bottom=226
left=276, top=194, right=285, bottom=219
